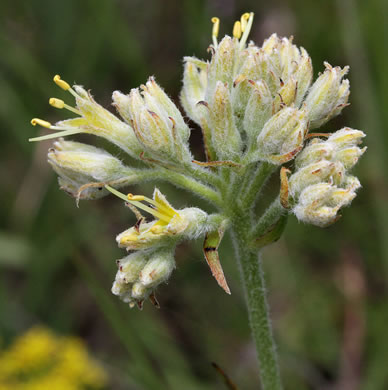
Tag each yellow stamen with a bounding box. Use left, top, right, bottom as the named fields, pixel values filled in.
left=127, top=194, right=145, bottom=201
left=105, top=186, right=174, bottom=224
left=53, top=75, right=71, bottom=91
left=129, top=200, right=171, bottom=223
left=49, top=98, right=65, bottom=109
left=239, top=12, right=254, bottom=49
left=150, top=225, right=164, bottom=234
left=233, top=21, right=242, bottom=39
left=240, top=13, right=251, bottom=32
left=211, top=17, right=220, bottom=47
left=105, top=186, right=171, bottom=223
left=211, top=17, right=220, bottom=37
left=120, top=234, right=139, bottom=243
left=49, top=97, right=82, bottom=115
left=128, top=193, right=175, bottom=218
left=29, top=128, right=84, bottom=142
left=31, top=118, right=52, bottom=128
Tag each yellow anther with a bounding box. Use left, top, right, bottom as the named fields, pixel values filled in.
left=240, top=13, right=251, bottom=32
left=31, top=118, right=52, bottom=128
left=211, top=17, right=220, bottom=38
left=233, top=21, right=242, bottom=39
left=127, top=194, right=145, bottom=201
left=53, top=75, right=71, bottom=91
left=120, top=234, right=139, bottom=244
left=49, top=98, right=65, bottom=109
left=150, top=225, right=164, bottom=234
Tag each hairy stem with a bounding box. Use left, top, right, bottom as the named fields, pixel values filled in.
left=249, top=198, right=286, bottom=241
left=104, top=167, right=222, bottom=208
left=241, top=162, right=277, bottom=209
left=157, top=168, right=222, bottom=207
left=186, top=164, right=225, bottom=190
left=225, top=170, right=245, bottom=207
left=232, top=221, right=283, bottom=390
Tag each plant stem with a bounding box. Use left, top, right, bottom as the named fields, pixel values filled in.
left=241, top=162, right=277, bottom=209
left=186, top=164, right=225, bottom=190
left=232, top=217, right=283, bottom=390
left=156, top=168, right=223, bottom=208
left=249, top=198, right=285, bottom=241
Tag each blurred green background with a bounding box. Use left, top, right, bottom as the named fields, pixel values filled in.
left=1, top=0, right=387, bottom=389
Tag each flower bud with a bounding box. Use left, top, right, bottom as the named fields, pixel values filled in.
left=334, top=146, right=366, bottom=170
left=236, top=46, right=261, bottom=79
left=257, top=107, right=307, bottom=164
left=293, top=179, right=360, bottom=227
left=142, top=77, right=190, bottom=143
left=129, top=87, right=191, bottom=161
left=180, top=57, right=208, bottom=124
left=206, top=36, right=237, bottom=97
left=208, top=81, right=242, bottom=159
left=114, top=79, right=192, bottom=163
left=115, top=252, right=149, bottom=284
left=139, top=248, right=175, bottom=287
left=327, top=127, right=365, bottom=148
left=304, top=62, right=350, bottom=129
left=273, top=76, right=298, bottom=111
left=234, top=46, right=279, bottom=92
left=295, top=138, right=335, bottom=169
left=341, top=175, right=361, bottom=192
left=231, top=48, right=277, bottom=127
left=295, top=128, right=366, bottom=170
left=243, top=80, right=273, bottom=142
left=257, top=50, right=281, bottom=95
left=231, top=76, right=253, bottom=129
left=131, top=282, right=149, bottom=300
left=261, top=35, right=306, bottom=83
left=262, top=33, right=279, bottom=54
left=48, top=139, right=125, bottom=182
left=241, top=43, right=281, bottom=95
left=261, top=34, right=282, bottom=76
left=289, top=160, right=345, bottom=198
left=293, top=48, right=313, bottom=106
left=111, top=248, right=175, bottom=307
left=277, top=37, right=301, bottom=80
left=328, top=128, right=366, bottom=169
left=48, top=139, right=132, bottom=200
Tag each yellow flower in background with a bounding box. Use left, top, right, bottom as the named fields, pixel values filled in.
left=0, top=327, right=107, bottom=390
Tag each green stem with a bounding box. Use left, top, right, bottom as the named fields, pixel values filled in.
left=225, top=170, right=244, bottom=207
left=157, top=168, right=222, bottom=208
left=241, top=162, right=277, bottom=209
left=101, top=167, right=222, bottom=208
left=231, top=221, right=283, bottom=390
left=186, top=164, right=225, bottom=190
left=249, top=198, right=285, bottom=241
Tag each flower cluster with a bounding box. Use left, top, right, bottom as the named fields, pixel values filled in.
left=106, top=186, right=209, bottom=307
left=30, top=12, right=365, bottom=308
left=287, top=128, right=366, bottom=226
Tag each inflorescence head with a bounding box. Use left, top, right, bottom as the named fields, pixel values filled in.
left=28, top=11, right=365, bottom=309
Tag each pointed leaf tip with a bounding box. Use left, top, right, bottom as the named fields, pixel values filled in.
left=203, top=230, right=231, bottom=294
